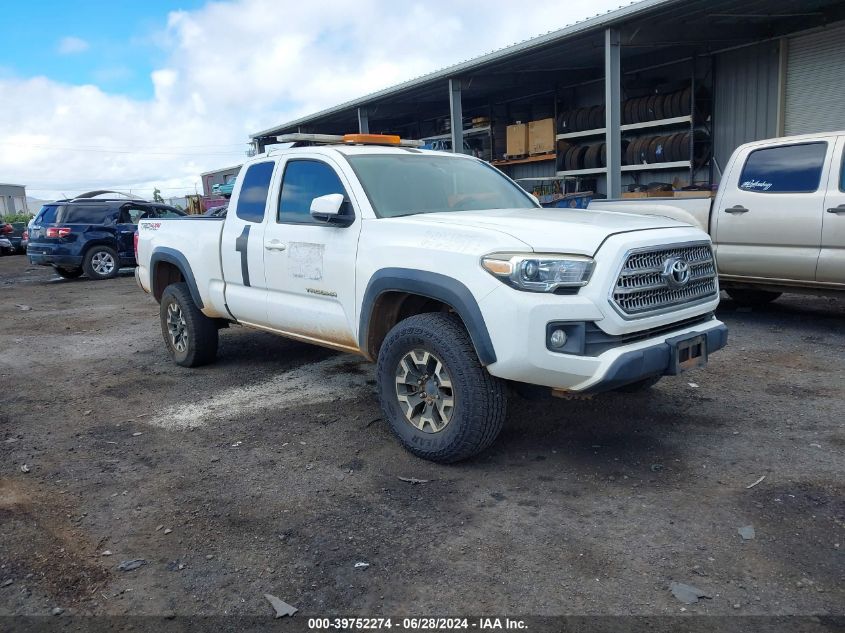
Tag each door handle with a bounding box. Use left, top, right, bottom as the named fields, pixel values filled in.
left=724, top=205, right=749, bottom=214
left=827, top=204, right=845, bottom=214
left=264, top=241, right=286, bottom=251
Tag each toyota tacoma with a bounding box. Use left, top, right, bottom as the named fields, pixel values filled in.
left=136, top=133, right=727, bottom=462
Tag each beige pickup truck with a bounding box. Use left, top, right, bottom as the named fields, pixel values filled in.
left=590, top=132, right=845, bottom=305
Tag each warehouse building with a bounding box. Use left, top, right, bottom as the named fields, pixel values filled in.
left=250, top=0, right=845, bottom=199
left=0, top=183, right=28, bottom=217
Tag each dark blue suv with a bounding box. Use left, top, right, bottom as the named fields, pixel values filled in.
left=27, top=195, right=185, bottom=280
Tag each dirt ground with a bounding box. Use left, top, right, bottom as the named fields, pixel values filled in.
left=0, top=255, right=843, bottom=624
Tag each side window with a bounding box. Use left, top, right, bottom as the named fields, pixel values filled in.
left=236, top=161, right=274, bottom=223
left=738, top=142, right=827, bottom=194
left=840, top=147, right=845, bottom=192
left=278, top=160, right=349, bottom=224
left=57, top=205, right=111, bottom=224
left=124, top=207, right=148, bottom=224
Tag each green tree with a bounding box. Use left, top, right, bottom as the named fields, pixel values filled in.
left=153, top=187, right=164, bottom=203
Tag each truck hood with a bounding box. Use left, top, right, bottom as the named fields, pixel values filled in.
left=400, top=207, right=687, bottom=255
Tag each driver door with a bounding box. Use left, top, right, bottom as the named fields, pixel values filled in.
left=262, top=155, right=362, bottom=351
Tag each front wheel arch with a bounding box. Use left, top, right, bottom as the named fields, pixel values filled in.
left=360, top=269, right=497, bottom=366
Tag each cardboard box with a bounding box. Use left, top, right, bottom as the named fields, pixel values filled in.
left=672, top=190, right=714, bottom=198
left=528, top=118, right=556, bottom=155
left=506, top=123, right=528, bottom=156
left=621, top=191, right=675, bottom=199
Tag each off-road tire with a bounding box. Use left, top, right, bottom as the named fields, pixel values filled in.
left=615, top=375, right=662, bottom=393
left=376, top=312, right=507, bottom=463
left=726, top=288, right=781, bottom=307
left=54, top=266, right=83, bottom=279
left=82, top=246, right=120, bottom=280
left=160, top=283, right=218, bottom=367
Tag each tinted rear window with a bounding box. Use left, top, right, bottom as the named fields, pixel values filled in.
left=841, top=150, right=845, bottom=192
left=36, top=205, right=59, bottom=224
left=56, top=205, right=114, bottom=224
left=739, top=142, right=827, bottom=194
left=236, top=161, right=274, bottom=223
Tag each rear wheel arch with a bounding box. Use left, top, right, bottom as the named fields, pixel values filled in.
left=150, top=248, right=203, bottom=308
left=360, top=269, right=497, bottom=365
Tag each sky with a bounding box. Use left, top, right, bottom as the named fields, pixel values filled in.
left=0, top=0, right=621, bottom=201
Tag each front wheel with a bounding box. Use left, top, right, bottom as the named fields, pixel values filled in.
left=376, top=312, right=507, bottom=463
left=83, top=246, right=120, bottom=280
left=159, top=283, right=218, bottom=367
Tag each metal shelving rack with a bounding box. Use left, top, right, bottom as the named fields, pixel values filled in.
left=553, top=58, right=712, bottom=189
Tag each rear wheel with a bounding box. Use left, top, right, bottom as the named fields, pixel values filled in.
left=376, top=312, right=507, bottom=463
left=159, top=283, right=218, bottom=367
left=54, top=266, right=83, bottom=279
left=83, top=246, right=120, bottom=280
left=726, top=288, right=781, bottom=307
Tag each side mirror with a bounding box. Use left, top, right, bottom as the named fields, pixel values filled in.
left=310, top=193, right=353, bottom=226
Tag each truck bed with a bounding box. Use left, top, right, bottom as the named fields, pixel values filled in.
left=136, top=215, right=226, bottom=315
left=587, top=196, right=713, bottom=232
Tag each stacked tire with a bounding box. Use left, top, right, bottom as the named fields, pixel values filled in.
left=557, top=105, right=605, bottom=134
left=622, top=87, right=694, bottom=124
left=625, top=131, right=708, bottom=166
left=558, top=86, right=706, bottom=134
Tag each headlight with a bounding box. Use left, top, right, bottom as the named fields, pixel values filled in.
left=481, top=252, right=594, bottom=292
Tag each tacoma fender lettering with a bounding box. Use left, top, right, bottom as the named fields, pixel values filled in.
left=360, top=268, right=497, bottom=365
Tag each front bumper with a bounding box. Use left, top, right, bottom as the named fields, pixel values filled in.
left=485, top=305, right=727, bottom=392
left=580, top=323, right=727, bottom=393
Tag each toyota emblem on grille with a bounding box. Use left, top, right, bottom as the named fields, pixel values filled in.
left=662, top=256, right=691, bottom=288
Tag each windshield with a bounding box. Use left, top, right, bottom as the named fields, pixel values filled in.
left=345, top=154, right=537, bottom=218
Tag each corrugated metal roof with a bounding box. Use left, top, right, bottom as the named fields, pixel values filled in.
left=251, top=0, right=679, bottom=138
left=250, top=0, right=845, bottom=139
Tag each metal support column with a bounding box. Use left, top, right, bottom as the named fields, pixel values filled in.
left=449, top=79, right=464, bottom=154
left=604, top=28, right=622, bottom=199
left=357, top=108, right=369, bottom=134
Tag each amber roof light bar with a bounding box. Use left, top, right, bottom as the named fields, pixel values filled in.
left=276, top=133, right=424, bottom=148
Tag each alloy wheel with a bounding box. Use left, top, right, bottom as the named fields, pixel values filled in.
left=91, top=251, right=116, bottom=276
left=395, top=349, right=455, bottom=433
left=166, top=302, right=188, bottom=352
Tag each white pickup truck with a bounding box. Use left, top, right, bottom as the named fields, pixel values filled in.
left=136, top=133, right=727, bottom=462
left=590, top=131, right=845, bottom=305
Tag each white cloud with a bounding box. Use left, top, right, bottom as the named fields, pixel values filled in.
left=57, top=36, right=90, bottom=55
left=2, top=0, right=619, bottom=200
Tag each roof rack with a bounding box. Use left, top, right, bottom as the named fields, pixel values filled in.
left=276, top=133, right=424, bottom=148
left=70, top=190, right=149, bottom=203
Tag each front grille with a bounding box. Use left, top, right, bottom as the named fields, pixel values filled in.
left=611, top=242, right=718, bottom=317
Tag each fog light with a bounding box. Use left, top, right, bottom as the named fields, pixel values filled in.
left=550, top=328, right=567, bottom=349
